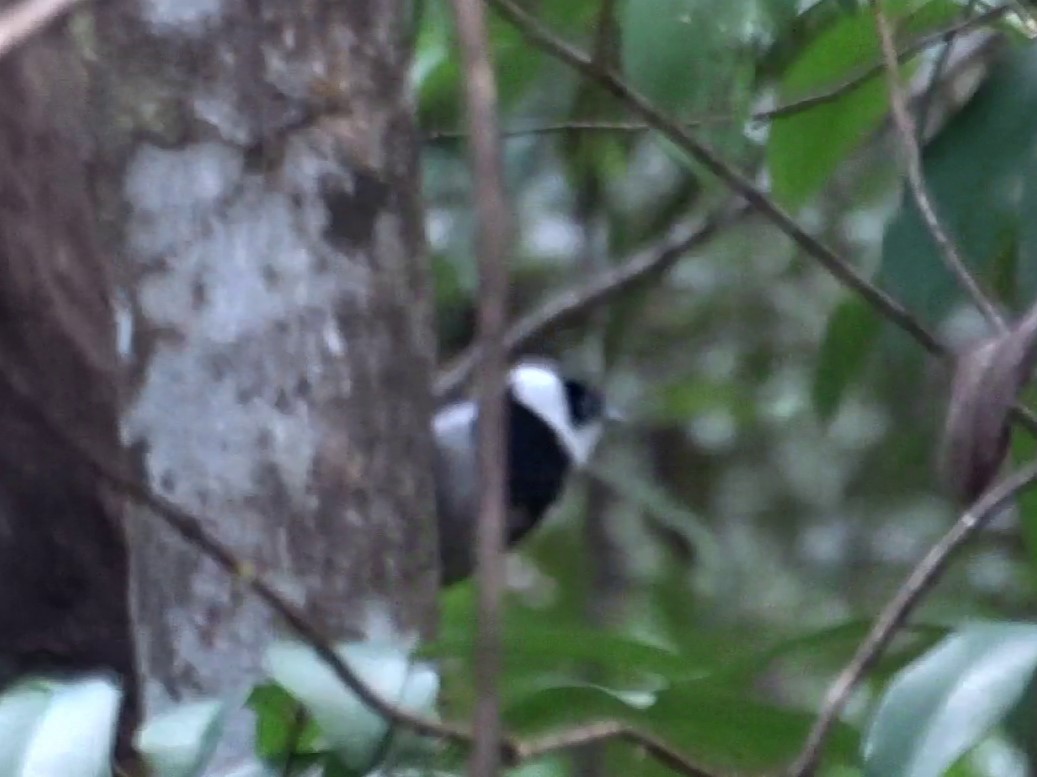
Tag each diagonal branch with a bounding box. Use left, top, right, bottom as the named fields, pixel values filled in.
left=425, top=2, right=1012, bottom=143
left=481, top=4, right=1037, bottom=776
left=485, top=0, right=1037, bottom=444
left=913, top=0, right=981, bottom=142
left=872, top=0, right=1005, bottom=331
left=762, top=1, right=1008, bottom=122
left=514, top=720, right=720, bottom=777
left=433, top=201, right=748, bottom=399
left=487, top=0, right=937, bottom=351
left=0, top=359, right=481, bottom=753
left=1, top=320, right=735, bottom=777
left=787, top=458, right=1037, bottom=777
left=448, top=0, right=513, bottom=774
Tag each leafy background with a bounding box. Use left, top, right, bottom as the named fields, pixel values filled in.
left=418, top=1, right=1037, bottom=776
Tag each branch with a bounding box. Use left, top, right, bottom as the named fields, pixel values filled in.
left=480, top=4, right=1037, bottom=774
left=487, top=0, right=938, bottom=348
left=485, top=0, right=1037, bottom=443
left=0, top=321, right=737, bottom=777
left=763, top=2, right=1008, bottom=122
left=424, top=4, right=1011, bottom=143
left=873, top=0, right=1005, bottom=330
left=913, top=0, right=980, bottom=141
left=449, top=0, right=513, bottom=774
left=0, top=0, right=84, bottom=60
left=0, top=360, right=481, bottom=753
left=433, top=201, right=748, bottom=400
left=788, top=458, right=1037, bottom=777
left=514, top=720, right=721, bottom=777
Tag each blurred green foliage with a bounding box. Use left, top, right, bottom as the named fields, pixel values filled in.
left=419, top=0, right=1037, bottom=775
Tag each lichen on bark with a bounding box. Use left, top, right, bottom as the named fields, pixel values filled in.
left=84, top=0, right=437, bottom=764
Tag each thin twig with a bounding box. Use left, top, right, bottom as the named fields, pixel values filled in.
left=488, top=0, right=937, bottom=350
left=485, top=0, right=1037, bottom=443
left=763, top=2, right=1007, bottom=123
left=427, top=117, right=729, bottom=140
left=483, top=4, right=1037, bottom=775
left=788, top=458, right=1037, bottom=777
left=0, top=317, right=741, bottom=777
left=0, top=360, right=481, bottom=753
left=0, top=0, right=83, bottom=59
left=569, top=56, right=617, bottom=776
left=873, top=0, right=1005, bottom=330
left=914, top=0, right=980, bottom=142
left=514, top=720, right=721, bottom=777
left=433, top=201, right=748, bottom=399
left=449, top=0, right=513, bottom=774
left=424, top=3, right=1011, bottom=142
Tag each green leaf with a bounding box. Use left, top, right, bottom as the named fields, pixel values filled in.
left=416, top=0, right=545, bottom=128
left=650, top=681, right=859, bottom=770
left=768, top=0, right=958, bottom=208
left=263, top=640, right=439, bottom=772
left=813, top=295, right=881, bottom=421
left=135, top=698, right=228, bottom=777
left=621, top=0, right=747, bottom=115
left=428, top=617, right=687, bottom=678
left=879, top=45, right=1037, bottom=326
left=538, top=0, right=600, bottom=34
left=504, top=683, right=653, bottom=736
left=432, top=587, right=694, bottom=714
left=863, top=622, right=1037, bottom=777
left=710, top=619, right=947, bottom=690
left=247, top=682, right=323, bottom=761
left=769, top=8, right=889, bottom=207
left=505, top=681, right=857, bottom=771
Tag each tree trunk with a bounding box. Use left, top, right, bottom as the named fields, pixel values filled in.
left=84, top=0, right=437, bottom=764
left=0, top=15, right=138, bottom=762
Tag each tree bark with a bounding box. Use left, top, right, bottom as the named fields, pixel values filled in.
left=84, top=0, right=437, bottom=764
left=0, top=14, right=138, bottom=761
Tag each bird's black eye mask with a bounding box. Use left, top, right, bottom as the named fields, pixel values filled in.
left=563, top=378, right=604, bottom=426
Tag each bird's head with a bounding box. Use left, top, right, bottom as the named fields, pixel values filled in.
left=507, top=360, right=619, bottom=468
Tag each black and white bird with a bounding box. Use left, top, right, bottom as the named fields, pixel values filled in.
left=433, top=359, right=616, bottom=585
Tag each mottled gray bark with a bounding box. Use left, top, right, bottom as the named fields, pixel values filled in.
left=83, top=0, right=437, bottom=764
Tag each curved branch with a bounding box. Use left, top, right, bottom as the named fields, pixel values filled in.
left=485, top=0, right=1037, bottom=447
left=514, top=720, right=721, bottom=777
left=425, top=3, right=1011, bottom=143
left=488, top=0, right=939, bottom=349
left=0, top=360, right=477, bottom=751
left=788, top=458, right=1037, bottom=776
left=434, top=201, right=747, bottom=399
left=873, top=0, right=1005, bottom=330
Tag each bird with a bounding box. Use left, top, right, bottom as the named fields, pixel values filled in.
left=432, top=358, right=617, bottom=586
